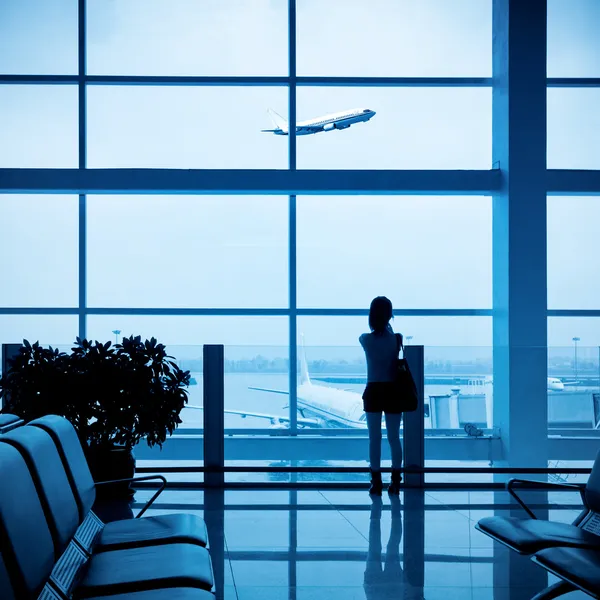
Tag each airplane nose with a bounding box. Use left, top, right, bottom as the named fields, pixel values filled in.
left=370, top=110, right=376, bottom=117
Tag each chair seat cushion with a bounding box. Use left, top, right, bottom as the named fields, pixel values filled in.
left=534, top=547, right=600, bottom=594
left=75, top=543, right=213, bottom=598
left=477, top=516, right=600, bottom=554
left=85, top=589, right=215, bottom=600
left=97, top=513, right=208, bottom=552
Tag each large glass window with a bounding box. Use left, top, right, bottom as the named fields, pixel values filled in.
left=297, top=0, right=492, bottom=77
left=297, top=196, right=492, bottom=309
left=548, top=196, right=600, bottom=310
left=86, top=0, right=288, bottom=76
left=547, top=89, right=600, bottom=169
left=0, top=195, right=78, bottom=307
left=0, top=0, right=77, bottom=74
left=547, top=0, right=600, bottom=78
left=87, top=196, right=288, bottom=308
left=296, top=87, right=491, bottom=169
left=86, top=86, right=288, bottom=169
left=0, top=85, right=78, bottom=168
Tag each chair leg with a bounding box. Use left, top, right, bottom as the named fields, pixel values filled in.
left=530, top=580, right=577, bottom=600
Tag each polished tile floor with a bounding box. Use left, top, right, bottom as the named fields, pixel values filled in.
left=126, top=488, right=589, bottom=600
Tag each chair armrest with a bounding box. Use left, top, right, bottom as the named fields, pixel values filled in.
left=95, top=475, right=167, bottom=518
left=507, top=478, right=587, bottom=520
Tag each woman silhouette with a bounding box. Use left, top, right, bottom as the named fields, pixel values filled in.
left=359, top=296, right=403, bottom=495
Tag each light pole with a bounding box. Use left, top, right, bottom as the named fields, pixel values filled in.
left=112, top=330, right=122, bottom=345
left=572, top=337, right=580, bottom=385
left=405, top=335, right=413, bottom=345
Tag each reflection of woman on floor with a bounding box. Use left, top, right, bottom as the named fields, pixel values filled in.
left=363, top=495, right=424, bottom=600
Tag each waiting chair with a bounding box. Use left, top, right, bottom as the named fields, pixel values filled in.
left=531, top=546, right=600, bottom=598
left=29, top=415, right=208, bottom=553
left=0, top=440, right=213, bottom=599
left=475, top=452, right=600, bottom=555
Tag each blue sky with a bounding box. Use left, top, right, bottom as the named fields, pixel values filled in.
left=0, top=0, right=599, bottom=351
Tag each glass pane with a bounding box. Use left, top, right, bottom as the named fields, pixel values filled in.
left=548, top=319, right=600, bottom=441
left=0, top=85, right=78, bottom=168
left=0, top=195, right=78, bottom=307
left=87, top=86, right=287, bottom=168
left=87, top=196, right=288, bottom=308
left=548, top=317, right=600, bottom=348
left=548, top=196, right=600, bottom=310
left=297, top=0, right=492, bottom=77
left=298, top=316, right=492, bottom=351
left=295, top=87, right=491, bottom=169
left=86, top=315, right=288, bottom=432
left=547, top=88, right=600, bottom=169
left=87, top=0, right=287, bottom=76
left=297, top=196, right=491, bottom=309
left=0, top=316, right=79, bottom=360
left=0, top=0, right=77, bottom=74
left=548, top=0, right=600, bottom=78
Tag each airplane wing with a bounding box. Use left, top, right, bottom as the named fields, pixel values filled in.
left=184, top=404, right=321, bottom=427
left=248, top=386, right=289, bottom=396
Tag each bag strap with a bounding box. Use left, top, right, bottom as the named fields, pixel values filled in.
left=395, top=333, right=403, bottom=356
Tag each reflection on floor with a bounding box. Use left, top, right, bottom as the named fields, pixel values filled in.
left=114, top=488, right=590, bottom=600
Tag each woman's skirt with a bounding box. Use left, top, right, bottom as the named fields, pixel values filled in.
left=362, top=381, right=402, bottom=414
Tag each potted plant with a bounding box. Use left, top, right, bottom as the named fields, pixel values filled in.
left=0, top=336, right=190, bottom=500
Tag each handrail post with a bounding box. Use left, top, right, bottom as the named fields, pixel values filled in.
left=203, top=344, right=225, bottom=488
left=404, top=345, right=425, bottom=488
left=1, top=343, right=22, bottom=410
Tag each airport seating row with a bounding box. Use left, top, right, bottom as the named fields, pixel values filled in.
left=0, top=414, right=214, bottom=599
left=476, top=453, right=600, bottom=598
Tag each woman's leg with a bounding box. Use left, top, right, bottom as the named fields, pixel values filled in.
left=365, top=412, right=383, bottom=471
left=384, top=412, right=403, bottom=470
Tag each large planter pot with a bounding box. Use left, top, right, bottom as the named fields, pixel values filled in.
left=88, top=446, right=136, bottom=501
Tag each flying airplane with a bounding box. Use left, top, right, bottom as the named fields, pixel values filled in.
left=261, top=107, right=376, bottom=136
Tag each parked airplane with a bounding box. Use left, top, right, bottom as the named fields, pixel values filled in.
left=186, top=338, right=367, bottom=429
left=261, top=107, right=376, bottom=136
left=184, top=344, right=568, bottom=429
left=548, top=377, right=565, bottom=391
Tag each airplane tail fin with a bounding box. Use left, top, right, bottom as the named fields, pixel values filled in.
left=263, top=108, right=288, bottom=133
left=299, top=333, right=311, bottom=386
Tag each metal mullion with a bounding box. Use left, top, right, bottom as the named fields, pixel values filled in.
left=288, top=0, right=297, bottom=170
left=548, top=310, right=600, bottom=317
left=296, top=308, right=493, bottom=316
left=84, top=308, right=290, bottom=316
left=547, top=78, right=600, bottom=87
left=296, top=76, right=493, bottom=87
left=0, top=75, right=78, bottom=84
left=288, top=0, right=298, bottom=436
left=289, top=195, right=298, bottom=434
left=78, top=0, right=87, bottom=340
left=0, top=307, right=492, bottom=316
left=83, top=75, right=289, bottom=86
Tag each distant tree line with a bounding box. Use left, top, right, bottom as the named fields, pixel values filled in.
left=178, top=356, right=502, bottom=375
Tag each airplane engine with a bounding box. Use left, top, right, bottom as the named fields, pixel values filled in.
left=323, top=123, right=335, bottom=131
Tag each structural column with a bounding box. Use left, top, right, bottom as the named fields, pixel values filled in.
left=492, top=0, right=548, bottom=471
left=404, top=345, right=425, bottom=487
left=203, top=344, right=225, bottom=487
